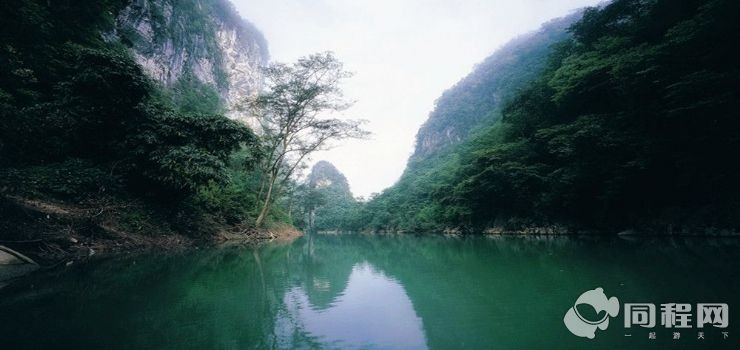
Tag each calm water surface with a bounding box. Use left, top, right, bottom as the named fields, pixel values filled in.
left=1, top=234, right=739, bottom=349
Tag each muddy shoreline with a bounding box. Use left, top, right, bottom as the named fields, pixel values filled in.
left=0, top=195, right=303, bottom=269
left=0, top=226, right=303, bottom=289
left=1, top=225, right=302, bottom=266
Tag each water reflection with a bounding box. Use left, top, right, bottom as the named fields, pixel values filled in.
left=1, top=234, right=739, bottom=349
left=278, top=262, right=427, bottom=349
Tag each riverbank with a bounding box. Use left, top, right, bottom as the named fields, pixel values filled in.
left=361, top=225, right=740, bottom=237
left=0, top=195, right=302, bottom=265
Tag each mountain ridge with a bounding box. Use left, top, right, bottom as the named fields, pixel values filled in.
left=410, top=12, right=582, bottom=162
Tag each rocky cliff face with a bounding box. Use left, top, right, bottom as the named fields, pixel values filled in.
left=111, top=0, right=268, bottom=127
left=308, top=161, right=352, bottom=195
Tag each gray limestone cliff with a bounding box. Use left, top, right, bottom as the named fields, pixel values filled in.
left=308, top=161, right=352, bottom=195
left=110, top=0, right=268, bottom=127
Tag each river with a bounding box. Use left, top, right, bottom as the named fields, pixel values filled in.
left=1, top=234, right=739, bottom=349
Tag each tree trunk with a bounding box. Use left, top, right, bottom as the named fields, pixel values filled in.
left=255, top=172, right=276, bottom=227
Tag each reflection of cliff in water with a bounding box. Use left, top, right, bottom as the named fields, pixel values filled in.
left=288, top=234, right=355, bottom=310
left=2, top=234, right=740, bottom=349
left=276, top=261, right=427, bottom=349
left=286, top=234, right=740, bottom=349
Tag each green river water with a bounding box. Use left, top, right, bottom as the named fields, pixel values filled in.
left=1, top=234, right=738, bottom=349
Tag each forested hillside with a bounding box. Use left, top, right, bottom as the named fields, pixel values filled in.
left=412, top=13, right=581, bottom=160
left=0, top=0, right=278, bottom=253
left=291, top=161, right=362, bottom=232
left=355, top=11, right=583, bottom=232
left=361, top=0, right=740, bottom=233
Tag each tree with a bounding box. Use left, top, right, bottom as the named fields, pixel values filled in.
left=123, top=105, right=258, bottom=194
left=244, top=52, right=368, bottom=227
left=294, top=184, right=327, bottom=229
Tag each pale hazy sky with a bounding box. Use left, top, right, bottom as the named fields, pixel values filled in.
left=231, top=0, right=601, bottom=197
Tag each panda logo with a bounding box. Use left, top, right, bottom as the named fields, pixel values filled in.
left=563, top=287, right=620, bottom=339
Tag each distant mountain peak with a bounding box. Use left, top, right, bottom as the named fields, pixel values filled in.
left=308, top=161, right=351, bottom=195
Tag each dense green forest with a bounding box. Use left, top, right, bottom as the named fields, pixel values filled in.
left=292, top=161, right=362, bottom=232
left=0, top=0, right=366, bottom=248
left=4, top=0, right=739, bottom=239
left=356, top=0, right=740, bottom=233
left=411, top=13, right=581, bottom=159
left=0, top=0, right=361, bottom=247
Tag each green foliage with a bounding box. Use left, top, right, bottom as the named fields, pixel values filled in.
left=1, top=43, right=151, bottom=164
left=194, top=149, right=264, bottom=224
left=0, top=0, right=269, bottom=235
left=411, top=14, right=580, bottom=159
left=363, top=0, right=740, bottom=232
left=293, top=161, right=362, bottom=231
left=310, top=188, right=359, bottom=231
left=0, top=159, right=120, bottom=200
left=124, top=106, right=257, bottom=193
left=354, top=13, right=582, bottom=233
left=448, top=0, right=740, bottom=230
left=246, top=52, right=367, bottom=227
left=165, top=74, right=225, bottom=115
left=117, top=0, right=268, bottom=90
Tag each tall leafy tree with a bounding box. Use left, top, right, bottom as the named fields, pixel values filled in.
left=244, top=52, right=368, bottom=226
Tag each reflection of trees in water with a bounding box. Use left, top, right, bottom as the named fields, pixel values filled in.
left=282, top=234, right=740, bottom=349
left=288, top=235, right=355, bottom=310
left=0, top=247, right=291, bottom=349
left=2, top=235, right=740, bottom=349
